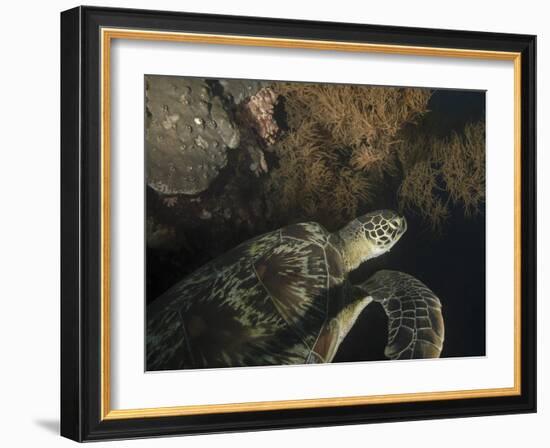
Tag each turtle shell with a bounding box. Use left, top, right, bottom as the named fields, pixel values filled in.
left=146, top=222, right=347, bottom=370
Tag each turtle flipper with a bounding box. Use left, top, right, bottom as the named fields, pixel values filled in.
left=306, top=318, right=341, bottom=363
left=361, top=270, right=444, bottom=360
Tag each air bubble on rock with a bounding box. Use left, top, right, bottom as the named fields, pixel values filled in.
left=162, top=113, right=180, bottom=130
left=200, top=87, right=210, bottom=99
left=194, top=135, right=209, bottom=149
left=194, top=117, right=205, bottom=127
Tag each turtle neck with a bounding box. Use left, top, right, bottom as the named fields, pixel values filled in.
left=331, top=228, right=379, bottom=273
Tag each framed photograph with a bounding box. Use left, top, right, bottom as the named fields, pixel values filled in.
left=60, top=6, right=536, bottom=441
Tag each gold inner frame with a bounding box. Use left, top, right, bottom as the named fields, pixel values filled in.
left=100, top=27, right=522, bottom=420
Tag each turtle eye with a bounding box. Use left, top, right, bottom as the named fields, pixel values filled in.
left=388, top=218, right=401, bottom=230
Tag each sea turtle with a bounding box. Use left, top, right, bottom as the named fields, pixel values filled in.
left=146, top=210, right=444, bottom=370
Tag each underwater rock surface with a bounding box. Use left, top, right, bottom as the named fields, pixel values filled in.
left=145, top=76, right=240, bottom=195
left=218, top=79, right=269, bottom=105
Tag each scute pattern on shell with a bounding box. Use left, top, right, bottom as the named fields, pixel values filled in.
left=253, top=237, right=330, bottom=348
left=146, top=222, right=347, bottom=370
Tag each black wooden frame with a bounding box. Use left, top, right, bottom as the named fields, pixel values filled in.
left=61, top=5, right=536, bottom=442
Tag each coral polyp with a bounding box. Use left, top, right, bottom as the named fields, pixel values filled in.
left=244, top=87, right=280, bottom=145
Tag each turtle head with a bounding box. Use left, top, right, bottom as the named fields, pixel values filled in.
left=336, top=210, right=407, bottom=272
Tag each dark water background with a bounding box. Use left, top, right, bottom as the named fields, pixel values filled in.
left=146, top=87, right=486, bottom=362
left=336, top=206, right=486, bottom=361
